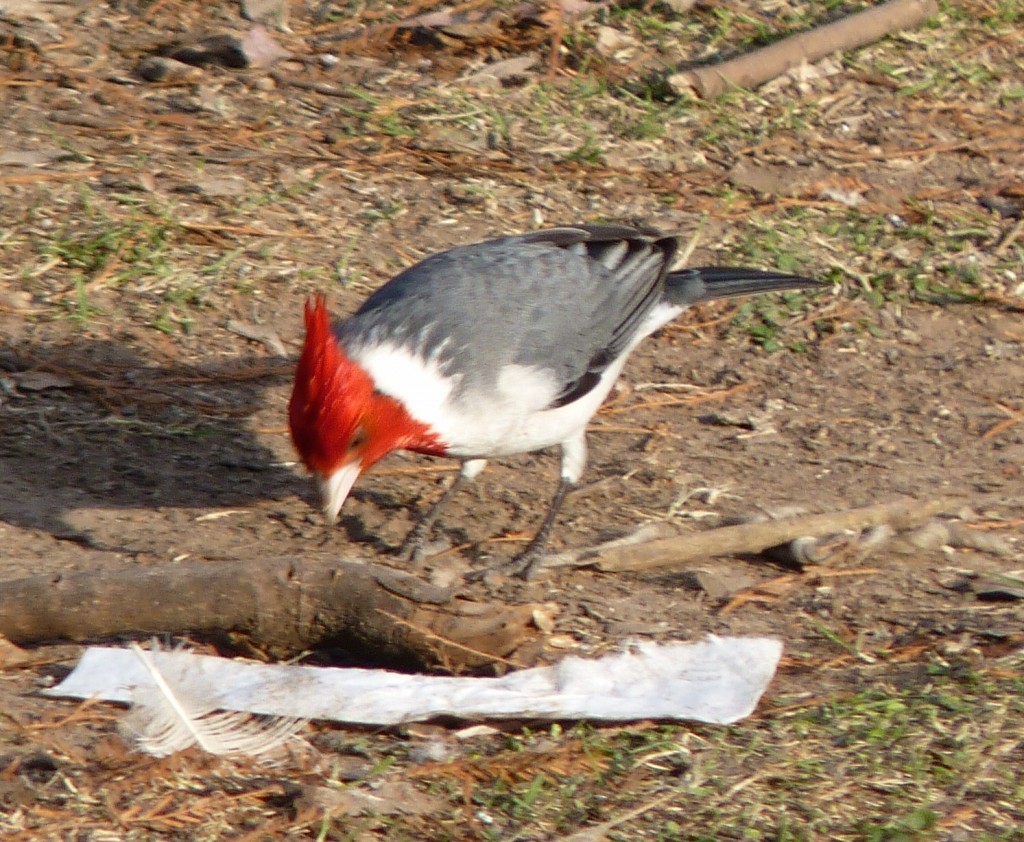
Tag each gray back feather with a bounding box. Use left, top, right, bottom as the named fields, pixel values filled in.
left=338, top=226, right=678, bottom=408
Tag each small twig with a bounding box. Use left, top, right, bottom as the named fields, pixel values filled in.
left=983, top=402, right=1024, bottom=440
left=600, top=382, right=755, bottom=416
left=225, top=319, right=288, bottom=357
left=554, top=790, right=678, bottom=842
left=545, top=0, right=565, bottom=77
left=993, top=217, right=1024, bottom=257
left=25, top=696, right=115, bottom=731
left=980, top=293, right=1024, bottom=313
left=540, top=497, right=959, bottom=574
left=632, top=382, right=702, bottom=393
left=180, top=221, right=318, bottom=238
left=375, top=464, right=458, bottom=476
left=676, top=216, right=705, bottom=265
left=269, top=70, right=358, bottom=98
left=588, top=423, right=663, bottom=435
left=720, top=567, right=881, bottom=615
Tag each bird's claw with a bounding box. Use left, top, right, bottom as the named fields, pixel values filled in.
left=396, top=525, right=428, bottom=563
left=465, top=545, right=547, bottom=584
left=506, top=547, right=547, bottom=581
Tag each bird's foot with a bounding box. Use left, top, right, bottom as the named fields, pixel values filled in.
left=466, top=542, right=548, bottom=584
left=505, top=544, right=548, bottom=580
left=398, top=525, right=458, bottom=565
left=396, top=523, right=429, bottom=563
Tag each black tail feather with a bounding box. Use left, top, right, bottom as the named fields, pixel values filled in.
left=666, top=267, right=821, bottom=306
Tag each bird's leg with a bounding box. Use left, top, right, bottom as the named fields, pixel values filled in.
left=505, top=432, right=586, bottom=579
left=505, top=478, right=574, bottom=579
left=398, top=458, right=486, bottom=561
left=397, top=474, right=468, bottom=560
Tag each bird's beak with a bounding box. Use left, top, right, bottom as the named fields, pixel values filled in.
left=317, top=461, right=362, bottom=524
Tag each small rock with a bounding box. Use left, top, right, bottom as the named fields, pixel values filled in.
left=241, top=0, right=289, bottom=27
left=444, top=183, right=488, bottom=206
left=594, top=25, right=631, bottom=55
left=764, top=536, right=830, bottom=567
left=167, top=35, right=247, bottom=69
left=905, top=520, right=951, bottom=551
left=182, top=175, right=249, bottom=197
left=240, top=24, right=292, bottom=67
left=136, top=56, right=204, bottom=83
left=679, top=567, right=754, bottom=602
left=462, top=54, right=537, bottom=87
left=0, top=288, right=34, bottom=311
left=945, top=523, right=1013, bottom=556
left=660, top=0, right=697, bottom=12
left=407, top=739, right=457, bottom=763
left=0, top=149, right=64, bottom=167
left=1, top=0, right=76, bottom=21
left=974, top=570, right=1024, bottom=601
left=937, top=570, right=973, bottom=592
left=12, top=371, right=74, bottom=392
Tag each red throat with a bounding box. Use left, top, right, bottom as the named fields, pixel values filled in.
left=289, top=296, right=445, bottom=476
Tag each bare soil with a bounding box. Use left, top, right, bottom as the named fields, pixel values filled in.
left=1, top=0, right=1022, bottom=839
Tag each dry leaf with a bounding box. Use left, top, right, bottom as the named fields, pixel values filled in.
left=12, top=371, right=73, bottom=391
left=241, top=24, right=292, bottom=68
left=463, top=54, right=538, bottom=87
left=136, top=56, right=205, bottom=83
left=0, top=635, right=34, bottom=669
left=186, top=175, right=250, bottom=197
left=0, top=150, right=64, bottom=167
left=0, top=0, right=79, bottom=22
left=298, top=781, right=447, bottom=818
left=225, top=319, right=287, bottom=356
left=241, top=0, right=288, bottom=24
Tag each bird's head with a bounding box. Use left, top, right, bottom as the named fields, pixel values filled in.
left=288, top=296, right=440, bottom=522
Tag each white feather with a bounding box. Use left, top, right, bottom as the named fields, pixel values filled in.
left=122, top=642, right=308, bottom=760
left=49, top=638, right=784, bottom=726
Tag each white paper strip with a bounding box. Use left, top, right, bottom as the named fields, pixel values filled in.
left=46, top=636, right=782, bottom=726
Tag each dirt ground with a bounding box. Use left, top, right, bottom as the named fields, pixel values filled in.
left=1, top=0, right=1022, bottom=839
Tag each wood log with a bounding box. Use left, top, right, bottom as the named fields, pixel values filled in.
left=670, top=0, right=939, bottom=98
left=0, top=558, right=541, bottom=671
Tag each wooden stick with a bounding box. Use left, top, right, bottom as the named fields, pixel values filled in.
left=670, top=0, right=939, bottom=99
left=542, top=497, right=958, bottom=574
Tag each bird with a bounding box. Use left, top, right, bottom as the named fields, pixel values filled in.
left=288, top=224, right=819, bottom=577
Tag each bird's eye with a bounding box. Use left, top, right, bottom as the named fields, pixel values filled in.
left=349, top=425, right=367, bottom=451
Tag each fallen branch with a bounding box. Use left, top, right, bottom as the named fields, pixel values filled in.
left=0, top=559, right=541, bottom=671
left=670, top=0, right=939, bottom=98
left=541, top=497, right=958, bottom=574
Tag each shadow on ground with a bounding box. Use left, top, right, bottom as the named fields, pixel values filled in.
left=0, top=338, right=305, bottom=551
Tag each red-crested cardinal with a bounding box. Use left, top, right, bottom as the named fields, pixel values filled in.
left=289, top=225, right=819, bottom=576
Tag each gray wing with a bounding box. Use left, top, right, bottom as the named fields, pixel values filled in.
left=339, top=226, right=678, bottom=408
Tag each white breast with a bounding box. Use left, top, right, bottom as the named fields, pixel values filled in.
left=353, top=342, right=622, bottom=458
left=353, top=300, right=683, bottom=459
